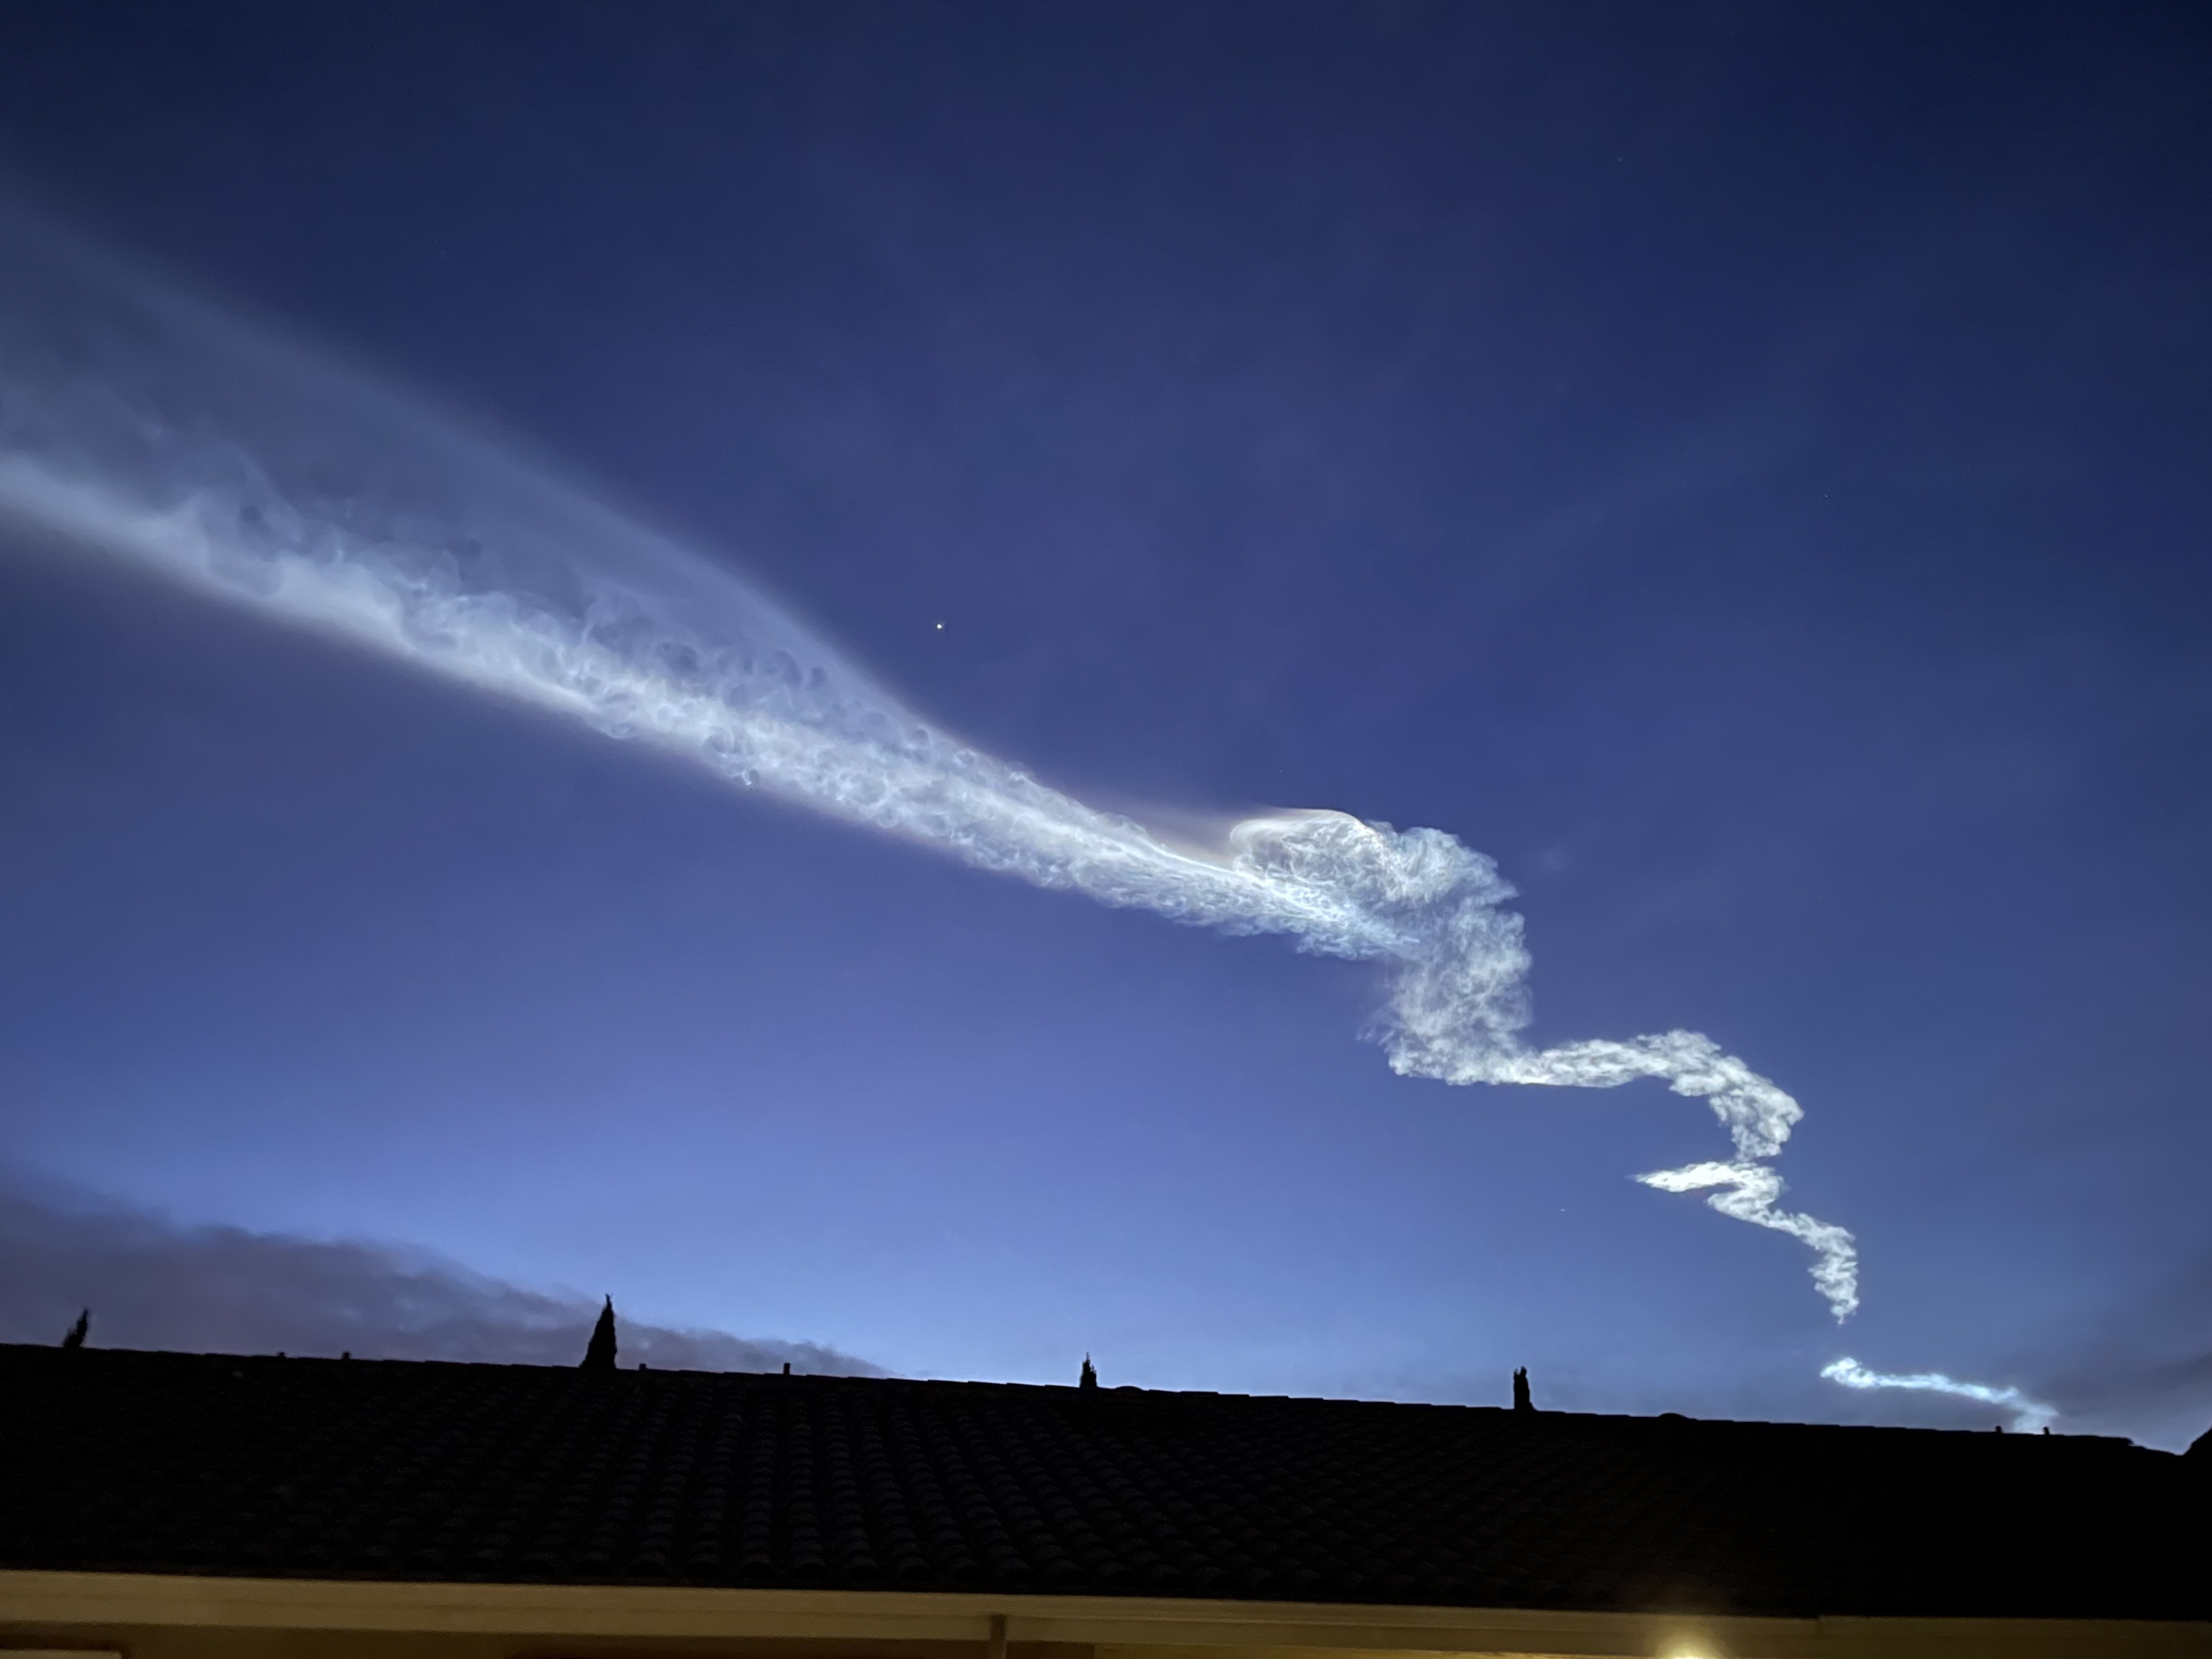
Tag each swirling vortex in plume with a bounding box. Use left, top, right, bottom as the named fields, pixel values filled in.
left=0, top=218, right=1869, bottom=1324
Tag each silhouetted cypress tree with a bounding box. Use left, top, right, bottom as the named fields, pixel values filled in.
left=60, top=1308, right=88, bottom=1350
left=1079, top=1354, right=1098, bottom=1389
left=1512, top=1367, right=1533, bottom=1411
left=580, top=1296, right=617, bottom=1370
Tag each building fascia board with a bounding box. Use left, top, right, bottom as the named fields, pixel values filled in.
left=1, top=1571, right=2207, bottom=1658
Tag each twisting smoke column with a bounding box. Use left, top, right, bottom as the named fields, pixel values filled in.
left=1822, top=1359, right=2056, bottom=1432
left=0, top=220, right=1901, bottom=1358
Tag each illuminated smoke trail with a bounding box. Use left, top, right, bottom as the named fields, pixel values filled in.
left=0, top=221, right=1884, bottom=1336
left=1822, top=1359, right=2057, bottom=1432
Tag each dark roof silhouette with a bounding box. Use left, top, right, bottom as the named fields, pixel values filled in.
left=1, top=1344, right=2203, bottom=1622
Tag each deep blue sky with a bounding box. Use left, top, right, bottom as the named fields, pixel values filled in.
left=1, top=4, right=2208, bottom=1443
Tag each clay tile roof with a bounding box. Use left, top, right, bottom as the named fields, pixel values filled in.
left=1, top=1344, right=2204, bottom=1621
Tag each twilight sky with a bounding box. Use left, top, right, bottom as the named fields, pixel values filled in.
left=1, top=3, right=2208, bottom=1447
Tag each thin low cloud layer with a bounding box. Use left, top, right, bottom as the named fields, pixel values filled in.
left=0, top=1170, right=881, bottom=1374
left=2018, top=1257, right=2212, bottom=1451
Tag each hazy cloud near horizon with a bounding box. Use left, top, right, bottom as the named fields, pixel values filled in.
left=0, top=1170, right=883, bottom=1375
left=3, top=1167, right=2204, bottom=1448
left=2020, top=1257, right=2212, bottom=1452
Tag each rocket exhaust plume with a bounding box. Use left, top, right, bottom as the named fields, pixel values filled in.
left=1821, top=1359, right=2057, bottom=1434
left=7, top=216, right=1980, bottom=1391
left=2, top=220, right=1854, bottom=1311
